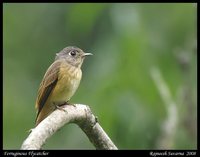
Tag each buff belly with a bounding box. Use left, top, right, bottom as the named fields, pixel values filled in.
left=49, top=64, right=82, bottom=105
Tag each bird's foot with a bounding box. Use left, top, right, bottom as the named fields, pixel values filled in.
left=63, top=101, right=76, bottom=107
left=69, top=103, right=76, bottom=107
left=56, top=105, right=67, bottom=112
left=53, top=102, right=67, bottom=112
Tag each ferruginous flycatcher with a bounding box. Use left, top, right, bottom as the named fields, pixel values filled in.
left=35, top=46, right=92, bottom=126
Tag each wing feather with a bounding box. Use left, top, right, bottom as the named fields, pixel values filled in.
left=35, top=60, right=62, bottom=120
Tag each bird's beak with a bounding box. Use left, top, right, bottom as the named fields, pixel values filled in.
left=83, top=53, right=93, bottom=57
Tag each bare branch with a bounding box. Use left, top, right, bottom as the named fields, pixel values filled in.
left=21, top=104, right=118, bottom=150
left=150, top=67, right=178, bottom=149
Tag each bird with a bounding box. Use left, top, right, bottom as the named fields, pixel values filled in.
left=35, top=46, right=92, bottom=126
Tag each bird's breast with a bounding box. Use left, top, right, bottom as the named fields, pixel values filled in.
left=50, top=63, right=82, bottom=103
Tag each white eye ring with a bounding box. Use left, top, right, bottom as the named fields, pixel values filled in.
left=69, top=50, right=76, bottom=56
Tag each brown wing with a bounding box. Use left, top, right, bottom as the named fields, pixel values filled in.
left=35, top=60, right=62, bottom=121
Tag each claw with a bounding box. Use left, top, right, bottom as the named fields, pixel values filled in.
left=63, top=101, right=76, bottom=107
left=56, top=105, right=67, bottom=112
left=70, top=104, right=76, bottom=107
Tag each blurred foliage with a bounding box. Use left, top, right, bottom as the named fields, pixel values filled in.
left=3, top=3, right=197, bottom=149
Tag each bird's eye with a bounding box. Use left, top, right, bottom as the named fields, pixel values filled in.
left=69, top=50, right=76, bottom=56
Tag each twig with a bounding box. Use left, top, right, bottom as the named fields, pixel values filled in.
left=21, top=104, right=118, bottom=150
left=150, top=67, right=178, bottom=149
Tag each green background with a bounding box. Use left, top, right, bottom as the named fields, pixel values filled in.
left=3, top=3, right=197, bottom=149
